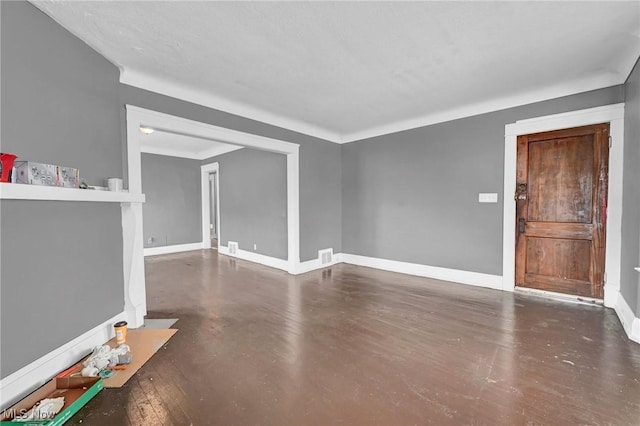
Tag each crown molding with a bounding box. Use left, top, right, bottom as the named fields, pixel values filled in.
left=340, top=72, right=625, bottom=143
left=122, top=67, right=628, bottom=146
left=120, top=68, right=343, bottom=144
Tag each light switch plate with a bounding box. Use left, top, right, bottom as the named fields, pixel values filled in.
left=479, top=193, right=498, bottom=203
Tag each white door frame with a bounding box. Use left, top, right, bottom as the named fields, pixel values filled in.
left=201, top=162, right=220, bottom=250
left=126, top=106, right=301, bottom=326
left=502, top=103, right=625, bottom=308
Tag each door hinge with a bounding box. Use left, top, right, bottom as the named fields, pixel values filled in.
left=608, top=135, right=612, bottom=148
left=604, top=272, right=607, bottom=283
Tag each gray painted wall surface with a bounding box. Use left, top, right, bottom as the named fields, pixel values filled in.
left=119, top=85, right=342, bottom=262
left=621, top=58, right=640, bottom=316
left=203, top=149, right=288, bottom=260
left=1, top=2, right=122, bottom=185
left=342, top=86, right=625, bottom=275
left=0, top=202, right=124, bottom=378
left=141, top=153, right=202, bottom=248
left=1, top=1, right=124, bottom=379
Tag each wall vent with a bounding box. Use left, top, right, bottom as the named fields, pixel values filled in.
left=319, top=248, right=333, bottom=265
left=228, top=241, right=238, bottom=255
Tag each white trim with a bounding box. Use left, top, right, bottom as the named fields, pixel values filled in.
left=120, top=66, right=629, bottom=146
left=201, top=162, right=220, bottom=250
left=200, top=144, right=243, bottom=160
left=127, top=105, right=299, bottom=155
left=127, top=106, right=301, bottom=292
left=124, top=108, right=149, bottom=328
left=502, top=103, right=625, bottom=310
left=121, top=68, right=342, bottom=143
left=297, top=252, right=344, bottom=274
left=286, top=150, right=300, bottom=274
left=341, top=74, right=623, bottom=143
left=140, top=141, right=242, bottom=160
left=341, top=253, right=503, bottom=290
left=0, top=311, right=126, bottom=410
left=614, top=291, right=640, bottom=344
left=0, top=183, right=145, bottom=203
left=218, top=245, right=289, bottom=272
left=143, top=242, right=204, bottom=257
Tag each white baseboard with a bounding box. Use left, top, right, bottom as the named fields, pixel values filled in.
left=209, top=248, right=640, bottom=345
left=0, top=311, right=126, bottom=410
left=144, top=242, right=204, bottom=256
left=341, top=253, right=504, bottom=291
left=218, top=245, right=289, bottom=272
left=296, top=253, right=343, bottom=274
left=614, top=291, right=640, bottom=344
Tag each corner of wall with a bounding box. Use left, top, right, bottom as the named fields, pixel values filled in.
left=615, top=290, right=640, bottom=344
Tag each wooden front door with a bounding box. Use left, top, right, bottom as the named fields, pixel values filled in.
left=515, top=123, right=609, bottom=298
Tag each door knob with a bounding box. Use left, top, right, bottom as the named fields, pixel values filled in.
left=514, top=183, right=527, bottom=201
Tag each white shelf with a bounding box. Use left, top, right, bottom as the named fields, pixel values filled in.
left=0, top=183, right=145, bottom=203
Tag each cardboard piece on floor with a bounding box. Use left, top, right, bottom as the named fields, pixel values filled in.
left=0, top=377, right=102, bottom=424
left=102, top=328, right=177, bottom=388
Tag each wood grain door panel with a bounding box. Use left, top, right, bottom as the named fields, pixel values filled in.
left=515, top=124, right=609, bottom=298
left=527, top=136, right=594, bottom=223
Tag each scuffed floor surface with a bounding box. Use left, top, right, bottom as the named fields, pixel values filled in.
left=68, top=250, right=640, bottom=425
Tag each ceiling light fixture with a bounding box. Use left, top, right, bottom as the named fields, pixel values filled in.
left=139, top=126, right=155, bottom=135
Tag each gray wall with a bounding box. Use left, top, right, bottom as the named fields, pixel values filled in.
left=203, top=149, right=288, bottom=260
left=621, top=58, right=640, bottom=316
left=141, top=153, right=202, bottom=248
left=119, top=85, right=342, bottom=262
left=1, top=4, right=121, bottom=185
left=0, top=1, right=124, bottom=381
left=0, top=202, right=124, bottom=377
left=342, top=86, right=625, bottom=275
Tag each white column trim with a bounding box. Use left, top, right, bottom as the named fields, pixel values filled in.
left=502, top=103, right=625, bottom=308
left=287, top=150, right=300, bottom=274
left=123, top=108, right=147, bottom=328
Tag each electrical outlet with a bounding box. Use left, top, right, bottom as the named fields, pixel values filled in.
left=253, top=244, right=257, bottom=250
left=147, top=237, right=155, bottom=244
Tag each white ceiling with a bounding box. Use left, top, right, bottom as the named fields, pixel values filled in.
left=140, top=129, right=242, bottom=160
left=33, top=1, right=640, bottom=143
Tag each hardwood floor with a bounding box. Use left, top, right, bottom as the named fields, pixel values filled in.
left=68, top=250, right=640, bottom=425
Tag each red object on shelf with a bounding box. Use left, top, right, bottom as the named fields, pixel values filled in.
left=0, top=153, right=17, bottom=182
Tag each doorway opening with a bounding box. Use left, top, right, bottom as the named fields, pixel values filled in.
left=125, top=105, right=301, bottom=328
left=201, top=162, right=220, bottom=251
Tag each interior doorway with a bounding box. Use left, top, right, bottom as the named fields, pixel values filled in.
left=201, top=162, right=220, bottom=251
left=209, top=171, right=218, bottom=247
left=124, top=106, right=301, bottom=327
left=514, top=123, right=609, bottom=298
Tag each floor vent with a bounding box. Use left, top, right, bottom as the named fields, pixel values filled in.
left=319, top=248, right=333, bottom=265
left=228, top=241, right=238, bottom=255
